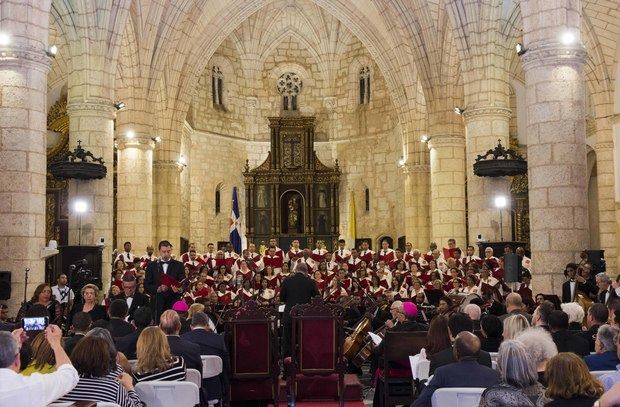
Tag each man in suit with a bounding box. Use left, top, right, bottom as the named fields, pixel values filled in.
left=562, top=263, right=582, bottom=303
left=413, top=332, right=501, bottom=407
left=580, top=303, right=609, bottom=352
left=145, top=240, right=186, bottom=319
left=280, top=261, right=319, bottom=356
left=115, top=274, right=148, bottom=321
left=182, top=312, right=231, bottom=405
left=63, top=311, right=91, bottom=356
left=116, top=306, right=153, bottom=359
left=585, top=324, right=620, bottom=371
left=596, top=272, right=618, bottom=305
left=160, top=309, right=203, bottom=374
left=549, top=310, right=590, bottom=357
left=498, top=293, right=533, bottom=324
left=429, top=312, right=493, bottom=374
left=93, top=299, right=135, bottom=339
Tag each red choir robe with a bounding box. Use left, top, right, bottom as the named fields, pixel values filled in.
left=203, top=275, right=215, bottom=288
left=263, top=254, right=284, bottom=271
left=192, top=286, right=211, bottom=299
left=358, top=250, right=374, bottom=265
left=184, top=260, right=203, bottom=274
left=325, top=261, right=339, bottom=274
left=347, top=258, right=361, bottom=273
left=358, top=277, right=371, bottom=290
left=286, top=248, right=304, bottom=264
left=378, top=248, right=395, bottom=263
left=236, top=268, right=254, bottom=281
left=366, top=285, right=384, bottom=299
left=217, top=290, right=235, bottom=305
left=224, top=251, right=240, bottom=260
left=334, top=248, right=351, bottom=264
left=492, top=267, right=505, bottom=280
left=116, top=251, right=135, bottom=264
left=140, top=254, right=158, bottom=269
left=517, top=283, right=533, bottom=299
left=395, top=285, right=410, bottom=299
left=264, top=274, right=280, bottom=289
left=315, top=279, right=327, bottom=292
left=310, top=248, right=328, bottom=263
left=442, top=248, right=456, bottom=260
left=340, top=277, right=352, bottom=290
left=403, top=251, right=416, bottom=263
left=259, top=288, right=275, bottom=303
left=181, top=251, right=203, bottom=264
left=325, top=286, right=349, bottom=302
left=237, top=288, right=256, bottom=301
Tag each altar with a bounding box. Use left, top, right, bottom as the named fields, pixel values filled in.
left=243, top=116, right=341, bottom=251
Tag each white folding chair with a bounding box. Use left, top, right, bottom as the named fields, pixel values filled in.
left=135, top=381, right=200, bottom=407
left=409, top=355, right=430, bottom=381
left=185, top=368, right=202, bottom=387
left=489, top=352, right=498, bottom=363
left=200, top=355, right=223, bottom=378
left=491, top=360, right=498, bottom=370
left=591, top=370, right=615, bottom=379
left=431, top=387, right=486, bottom=407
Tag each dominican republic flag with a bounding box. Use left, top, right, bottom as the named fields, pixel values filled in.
left=229, top=187, right=242, bottom=254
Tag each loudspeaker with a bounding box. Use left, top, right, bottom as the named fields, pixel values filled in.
left=0, top=271, right=11, bottom=300
left=504, top=254, right=521, bottom=283
left=585, top=249, right=605, bottom=273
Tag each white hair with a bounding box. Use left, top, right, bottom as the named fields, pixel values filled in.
left=515, top=327, right=558, bottom=365
left=560, top=302, right=585, bottom=325
left=597, top=324, right=619, bottom=353
left=463, top=304, right=481, bottom=321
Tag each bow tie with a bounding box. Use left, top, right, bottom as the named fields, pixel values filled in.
left=161, top=260, right=169, bottom=264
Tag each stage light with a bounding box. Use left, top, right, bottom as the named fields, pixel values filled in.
left=420, top=134, right=430, bottom=143
left=0, top=33, right=11, bottom=47
left=74, top=200, right=88, bottom=213
left=126, top=130, right=135, bottom=139
left=114, top=101, right=126, bottom=110
left=494, top=195, right=507, bottom=209
left=454, top=107, right=465, bottom=115
left=515, top=43, right=527, bottom=56
left=151, top=136, right=162, bottom=143
left=561, top=31, right=576, bottom=46
left=46, top=44, right=58, bottom=57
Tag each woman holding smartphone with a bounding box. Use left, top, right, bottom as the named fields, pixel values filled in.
left=16, top=283, right=62, bottom=325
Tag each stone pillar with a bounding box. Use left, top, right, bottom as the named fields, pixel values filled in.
left=66, top=100, right=116, bottom=287
left=595, top=140, right=616, bottom=272
left=403, top=165, right=430, bottom=249
left=428, top=135, right=467, bottom=246
left=0, top=0, right=51, bottom=311
left=153, top=161, right=183, bottom=247
left=521, top=0, right=588, bottom=294
left=116, top=131, right=155, bottom=254
left=462, top=107, right=512, bottom=245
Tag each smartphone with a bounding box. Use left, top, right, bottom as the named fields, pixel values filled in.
left=21, top=316, right=49, bottom=332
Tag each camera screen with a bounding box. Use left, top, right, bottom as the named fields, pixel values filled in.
left=22, top=316, right=48, bottom=331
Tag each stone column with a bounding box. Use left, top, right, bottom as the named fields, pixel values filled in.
left=403, top=165, right=430, bottom=249
left=66, top=100, right=116, bottom=287
left=0, top=0, right=51, bottom=311
left=521, top=0, right=588, bottom=294
left=428, top=135, right=467, bottom=246
left=462, top=107, right=512, bottom=245
left=153, top=161, right=183, bottom=247
left=595, top=140, right=616, bottom=272
left=116, top=131, right=155, bottom=254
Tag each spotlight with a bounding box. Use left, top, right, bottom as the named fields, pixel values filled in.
left=114, top=101, right=126, bottom=110
left=0, top=33, right=11, bottom=47
left=494, top=195, right=507, bottom=209
left=561, top=31, right=576, bottom=46
left=46, top=44, right=58, bottom=57
left=398, top=157, right=407, bottom=167
left=126, top=130, right=135, bottom=139
left=515, top=43, right=527, bottom=56
left=420, top=134, right=430, bottom=143
left=177, top=154, right=187, bottom=167
left=151, top=136, right=162, bottom=143
left=74, top=200, right=88, bottom=213
left=454, top=107, right=465, bottom=115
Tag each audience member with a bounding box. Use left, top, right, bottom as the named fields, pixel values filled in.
left=425, top=315, right=451, bottom=356
left=548, top=310, right=589, bottom=357
left=21, top=331, right=55, bottom=375
left=172, top=300, right=192, bottom=335
left=93, top=299, right=136, bottom=339
left=479, top=340, right=546, bottom=406
left=585, top=324, right=620, bottom=371
left=463, top=303, right=481, bottom=331
left=63, top=311, right=91, bottom=356
left=116, top=306, right=153, bottom=360
left=0, top=326, right=78, bottom=405
left=70, top=284, right=107, bottom=324
left=545, top=352, right=603, bottom=407
left=515, top=327, right=558, bottom=385
left=599, top=381, right=620, bottom=406
left=16, top=284, right=62, bottom=325
left=86, top=327, right=131, bottom=374
left=413, top=332, right=500, bottom=407
left=159, top=310, right=202, bottom=373
left=598, top=330, right=620, bottom=390
left=131, top=326, right=186, bottom=382
left=503, top=314, right=530, bottom=340
left=55, top=336, right=141, bottom=406
left=580, top=303, right=609, bottom=352
left=499, top=293, right=533, bottom=324
left=116, top=274, right=148, bottom=321
left=429, top=312, right=492, bottom=374
left=560, top=302, right=585, bottom=331
left=532, top=301, right=555, bottom=331
left=480, top=314, right=503, bottom=352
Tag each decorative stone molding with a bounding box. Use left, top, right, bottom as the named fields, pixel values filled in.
left=521, top=43, right=587, bottom=71
left=153, top=160, right=184, bottom=172
left=0, top=45, right=51, bottom=73
left=595, top=142, right=614, bottom=151
left=462, top=106, right=511, bottom=121
left=408, top=164, right=430, bottom=173
left=323, top=96, right=337, bottom=111
left=116, top=135, right=156, bottom=151
left=246, top=96, right=258, bottom=109
left=427, top=135, right=466, bottom=150
left=67, top=98, right=117, bottom=119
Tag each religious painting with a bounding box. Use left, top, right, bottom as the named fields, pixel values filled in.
left=281, top=190, right=304, bottom=234
left=314, top=211, right=330, bottom=235
left=316, top=187, right=329, bottom=208
left=255, top=185, right=269, bottom=208
left=255, top=210, right=271, bottom=235
left=281, top=133, right=303, bottom=169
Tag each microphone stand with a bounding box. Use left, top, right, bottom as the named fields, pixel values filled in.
left=22, top=268, right=30, bottom=306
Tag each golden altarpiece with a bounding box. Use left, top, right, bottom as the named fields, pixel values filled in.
left=243, top=116, right=341, bottom=251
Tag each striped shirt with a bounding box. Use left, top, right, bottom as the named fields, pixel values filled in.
left=131, top=356, right=186, bottom=383
left=55, top=373, right=141, bottom=407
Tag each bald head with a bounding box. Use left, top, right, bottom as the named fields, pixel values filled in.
left=453, top=331, right=481, bottom=361
left=505, top=292, right=523, bottom=311
left=159, top=309, right=181, bottom=335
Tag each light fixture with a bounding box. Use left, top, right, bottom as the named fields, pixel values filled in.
left=398, top=157, right=407, bottom=167
left=494, top=195, right=507, bottom=242
left=46, top=44, right=58, bottom=57
left=151, top=136, right=162, bottom=143
left=177, top=154, right=187, bottom=167
left=126, top=130, right=135, bottom=139
left=113, top=101, right=126, bottom=110
left=0, top=32, right=11, bottom=47
left=420, top=134, right=430, bottom=143
left=515, top=43, right=527, bottom=56
left=454, top=107, right=465, bottom=115
left=561, top=30, right=576, bottom=46
left=74, top=200, right=88, bottom=213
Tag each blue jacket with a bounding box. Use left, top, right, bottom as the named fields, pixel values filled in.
left=585, top=350, right=620, bottom=371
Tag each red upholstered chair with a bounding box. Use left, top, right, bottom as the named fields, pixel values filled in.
left=287, top=296, right=346, bottom=406
left=223, top=300, right=280, bottom=406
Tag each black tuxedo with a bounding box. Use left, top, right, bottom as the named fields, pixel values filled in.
left=579, top=324, right=601, bottom=352
left=551, top=329, right=590, bottom=357
left=597, top=287, right=618, bottom=305
left=93, top=318, right=135, bottom=339
left=145, top=259, right=185, bottom=317
left=114, top=291, right=148, bottom=321
left=429, top=346, right=492, bottom=375
left=167, top=335, right=203, bottom=374
left=182, top=328, right=231, bottom=401
left=279, top=272, right=319, bottom=356
left=413, top=359, right=500, bottom=407
left=116, top=328, right=144, bottom=359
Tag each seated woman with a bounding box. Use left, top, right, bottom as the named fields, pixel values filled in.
left=21, top=331, right=55, bottom=375
left=424, top=315, right=451, bottom=356
left=515, top=327, right=557, bottom=385
left=71, top=283, right=107, bottom=324
left=479, top=340, right=547, bottom=406
left=86, top=327, right=132, bottom=374
left=54, top=336, right=141, bottom=407
left=502, top=314, right=530, bottom=340
left=480, top=314, right=503, bottom=352
left=585, top=324, right=620, bottom=371
left=545, top=352, right=604, bottom=407
left=131, top=326, right=186, bottom=382
left=16, top=283, right=62, bottom=325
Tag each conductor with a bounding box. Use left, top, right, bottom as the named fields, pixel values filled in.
left=145, top=240, right=185, bottom=319
left=280, top=262, right=319, bottom=356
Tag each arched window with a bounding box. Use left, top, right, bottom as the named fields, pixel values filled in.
left=215, top=185, right=222, bottom=214
left=277, top=72, right=302, bottom=111
left=365, top=188, right=370, bottom=212
left=359, top=66, right=371, bottom=104
left=212, top=66, right=224, bottom=107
